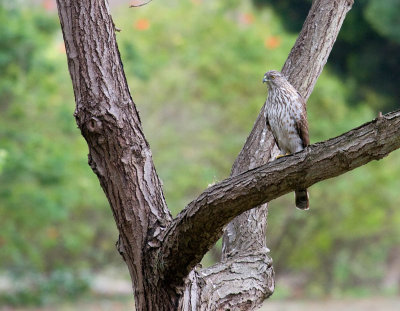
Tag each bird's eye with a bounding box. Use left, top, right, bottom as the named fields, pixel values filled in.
left=270, top=75, right=275, bottom=80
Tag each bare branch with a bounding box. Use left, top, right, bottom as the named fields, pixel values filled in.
left=161, top=110, right=400, bottom=285
left=130, top=0, right=153, bottom=8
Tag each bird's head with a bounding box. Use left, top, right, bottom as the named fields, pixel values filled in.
left=263, top=70, right=286, bottom=87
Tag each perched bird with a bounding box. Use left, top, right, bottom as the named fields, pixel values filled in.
left=263, top=70, right=310, bottom=210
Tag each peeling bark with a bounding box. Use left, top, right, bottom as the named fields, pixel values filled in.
left=55, top=0, right=400, bottom=310
left=179, top=251, right=274, bottom=311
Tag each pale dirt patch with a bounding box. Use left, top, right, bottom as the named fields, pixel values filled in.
left=2, top=297, right=400, bottom=311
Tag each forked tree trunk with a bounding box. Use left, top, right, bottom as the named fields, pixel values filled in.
left=55, top=0, right=400, bottom=310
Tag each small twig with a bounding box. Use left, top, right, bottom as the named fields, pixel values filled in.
left=130, top=0, right=153, bottom=8
left=112, top=21, right=122, bottom=32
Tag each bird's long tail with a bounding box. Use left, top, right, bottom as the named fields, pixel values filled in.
left=295, top=189, right=309, bottom=210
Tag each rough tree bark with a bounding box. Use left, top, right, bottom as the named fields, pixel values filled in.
left=55, top=0, right=400, bottom=310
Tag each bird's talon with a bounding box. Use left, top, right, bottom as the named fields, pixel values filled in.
left=276, top=153, right=291, bottom=160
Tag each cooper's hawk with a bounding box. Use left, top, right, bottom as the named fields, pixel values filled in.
left=263, top=70, right=310, bottom=210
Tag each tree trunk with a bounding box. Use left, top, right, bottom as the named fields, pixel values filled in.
left=56, top=1, right=176, bottom=308
left=55, top=0, right=400, bottom=310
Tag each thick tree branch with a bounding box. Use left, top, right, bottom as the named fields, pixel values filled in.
left=161, top=110, right=400, bottom=285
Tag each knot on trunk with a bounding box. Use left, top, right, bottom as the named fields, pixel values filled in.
left=86, top=117, right=103, bottom=133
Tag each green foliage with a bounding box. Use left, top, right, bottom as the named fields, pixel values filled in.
left=1, top=0, right=400, bottom=305
left=0, top=270, right=89, bottom=306
left=365, top=0, right=400, bottom=44
left=0, top=4, right=57, bottom=103
left=0, top=4, right=119, bottom=279
left=0, top=149, right=7, bottom=173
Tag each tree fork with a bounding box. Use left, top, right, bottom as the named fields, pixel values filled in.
left=54, top=0, right=400, bottom=310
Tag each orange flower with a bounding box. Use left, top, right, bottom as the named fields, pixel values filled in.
left=135, top=18, right=150, bottom=31
left=264, top=36, right=281, bottom=49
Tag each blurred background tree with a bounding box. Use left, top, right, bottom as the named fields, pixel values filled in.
left=0, top=0, right=399, bottom=306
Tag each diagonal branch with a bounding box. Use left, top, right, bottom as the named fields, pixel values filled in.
left=282, top=0, right=355, bottom=100
left=160, top=110, right=400, bottom=285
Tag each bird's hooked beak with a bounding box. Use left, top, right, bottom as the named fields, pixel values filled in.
left=263, top=76, right=268, bottom=83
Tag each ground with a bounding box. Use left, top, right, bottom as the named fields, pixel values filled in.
left=1, top=297, right=400, bottom=311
